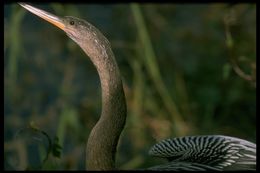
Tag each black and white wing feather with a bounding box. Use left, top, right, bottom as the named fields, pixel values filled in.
left=148, top=135, right=256, bottom=171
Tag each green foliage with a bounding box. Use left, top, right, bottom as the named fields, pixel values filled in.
left=9, top=122, right=62, bottom=170
left=51, top=137, right=62, bottom=159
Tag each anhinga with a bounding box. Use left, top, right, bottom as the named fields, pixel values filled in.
left=19, top=3, right=256, bottom=171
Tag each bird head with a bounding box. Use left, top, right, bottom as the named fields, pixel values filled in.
left=19, top=3, right=110, bottom=60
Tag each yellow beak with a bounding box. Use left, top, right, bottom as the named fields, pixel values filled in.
left=19, top=3, right=65, bottom=31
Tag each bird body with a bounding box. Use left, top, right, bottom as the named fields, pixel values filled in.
left=19, top=3, right=256, bottom=171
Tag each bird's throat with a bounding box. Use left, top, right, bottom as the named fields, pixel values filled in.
left=85, top=46, right=127, bottom=170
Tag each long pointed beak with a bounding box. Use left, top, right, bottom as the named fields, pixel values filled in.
left=19, top=3, right=65, bottom=31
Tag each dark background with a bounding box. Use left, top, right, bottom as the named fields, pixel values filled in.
left=4, top=3, right=256, bottom=170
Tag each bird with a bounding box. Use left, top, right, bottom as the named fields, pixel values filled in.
left=19, top=3, right=256, bottom=171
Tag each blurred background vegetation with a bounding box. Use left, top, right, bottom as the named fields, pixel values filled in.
left=4, top=3, right=256, bottom=170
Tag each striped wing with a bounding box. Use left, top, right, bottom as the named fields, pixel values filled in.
left=148, top=135, right=256, bottom=171
left=148, top=161, right=222, bottom=171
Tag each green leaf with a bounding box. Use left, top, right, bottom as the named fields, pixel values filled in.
left=52, top=136, right=62, bottom=158
left=223, top=63, right=231, bottom=80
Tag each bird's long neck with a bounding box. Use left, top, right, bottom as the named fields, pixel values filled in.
left=83, top=42, right=127, bottom=170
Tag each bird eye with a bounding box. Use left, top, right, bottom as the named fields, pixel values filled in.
left=70, top=21, right=75, bottom=25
